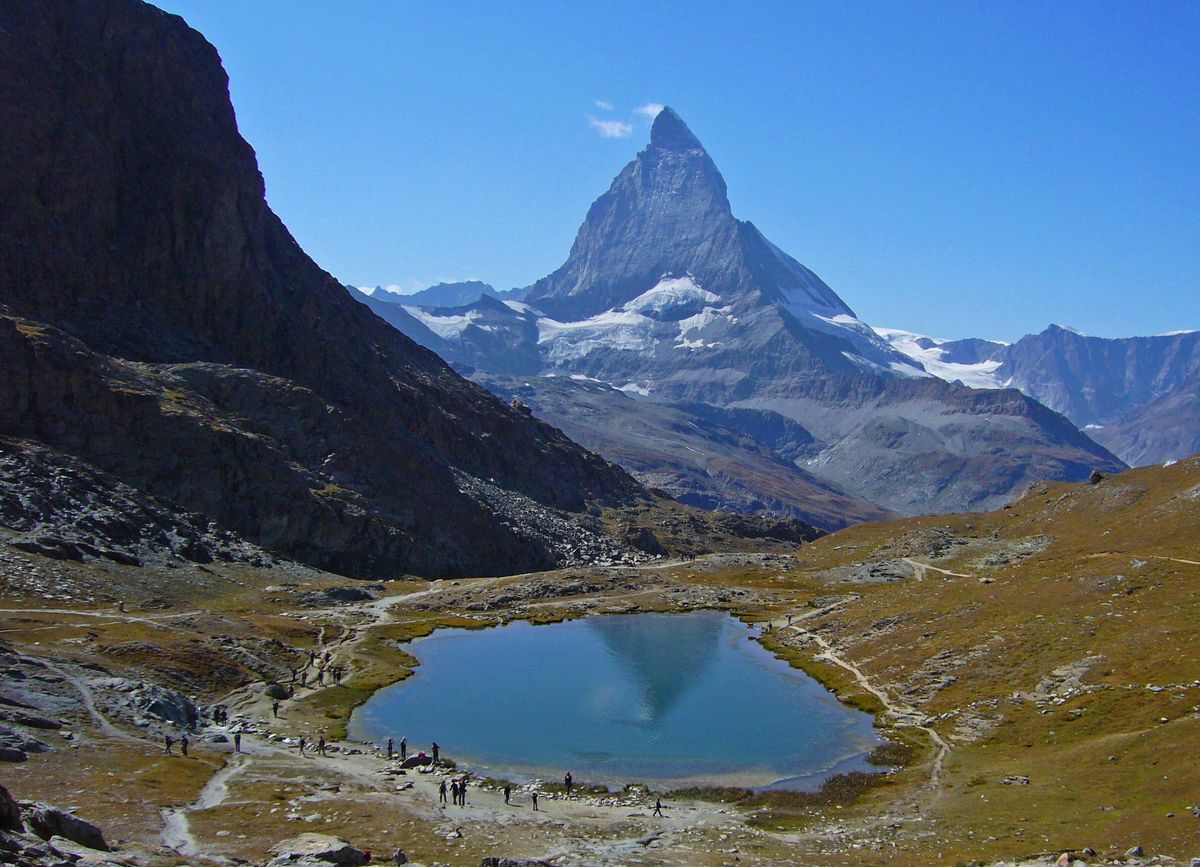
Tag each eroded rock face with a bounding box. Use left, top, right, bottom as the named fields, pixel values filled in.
left=0, top=0, right=648, bottom=578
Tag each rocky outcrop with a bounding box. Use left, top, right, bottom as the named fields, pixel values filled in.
left=21, top=804, right=108, bottom=853
left=267, top=833, right=369, bottom=866
left=0, top=0, right=652, bottom=578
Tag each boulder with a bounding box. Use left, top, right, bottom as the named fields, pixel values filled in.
left=399, top=753, right=434, bottom=769
left=22, top=803, right=108, bottom=851
left=479, top=859, right=557, bottom=867
left=0, top=783, right=21, bottom=832
left=267, top=833, right=369, bottom=866
left=0, top=746, right=26, bottom=762
left=127, top=682, right=198, bottom=728
left=265, top=682, right=290, bottom=700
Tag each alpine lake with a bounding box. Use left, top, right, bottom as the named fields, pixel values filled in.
left=349, top=611, right=881, bottom=791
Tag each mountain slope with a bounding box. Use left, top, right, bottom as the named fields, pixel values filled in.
left=474, top=374, right=894, bottom=530
left=389, top=109, right=1125, bottom=516
left=0, top=0, right=655, bottom=578
left=1091, top=368, right=1200, bottom=466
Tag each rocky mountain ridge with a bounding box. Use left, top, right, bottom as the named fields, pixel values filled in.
left=0, top=0, right=696, bottom=578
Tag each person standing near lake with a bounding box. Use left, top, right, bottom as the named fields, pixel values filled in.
left=504, top=783, right=511, bottom=805
left=438, top=779, right=448, bottom=804
left=564, top=771, right=572, bottom=796
left=531, top=791, right=539, bottom=811
left=399, top=736, right=407, bottom=760
left=233, top=732, right=241, bottom=753
left=432, top=741, right=439, bottom=764
left=386, top=737, right=393, bottom=760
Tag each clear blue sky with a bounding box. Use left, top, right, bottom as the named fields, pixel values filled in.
left=156, top=0, right=1199, bottom=341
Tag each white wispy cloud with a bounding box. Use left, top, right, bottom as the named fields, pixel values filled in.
left=588, top=116, right=633, bottom=138
left=634, top=102, right=665, bottom=118
left=594, top=99, right=614, bottom=111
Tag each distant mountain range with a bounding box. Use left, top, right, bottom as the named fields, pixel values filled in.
left=356, top=108, right=1127, bottom=523
left=876, top=324, right=1200, bottom=464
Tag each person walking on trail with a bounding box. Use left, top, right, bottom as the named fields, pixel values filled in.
left=163, top=733, right=174, bottom=755
left=317, top=736, right=327, bottom=757
left=504, top=783, right=511, bottom=805
left=297, top=737, right=306, bottom=756
left=300, top=671, right=308, bottom=688
left=399, top=736, right=407, bottom=760
left=564, top=772, right=572, bottom=796
left=272, top=700, right=280, bottom=718
left=386, top=737, right=394, bottom=760
left=431, top=742, right=440, bottom=764
left=180, top=734, right=189, bottom=757
left=438, top=780, right=448, bottom=804
left=316, top=669, right=324, bottom=686
left=234, top=732, right=242, bottom=753
left=531, top=791, right=539, bottom=811
left=653, top=798, right=664, bottom=817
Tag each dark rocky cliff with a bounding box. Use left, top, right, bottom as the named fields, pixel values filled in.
left=0, top=0, right=650, bottom=577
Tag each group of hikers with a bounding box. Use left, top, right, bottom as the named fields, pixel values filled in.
left=290, top=648, right=346, bottom=689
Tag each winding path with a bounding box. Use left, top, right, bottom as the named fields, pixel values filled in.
left=775, top=617, right=952, bottom=794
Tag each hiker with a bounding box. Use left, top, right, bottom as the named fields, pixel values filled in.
left=316, top=669, right=324, bottom=686
left=272, top=700, right=280, bottom=718
left=787, top=614, right=793, bottom=627
left=387, top=737, right=394, bottom=760
left=399, top=737, right=407, bottom=760
left=289, top=666, right=297, bottom=683
left=317, top=736, right=327, bottom=757
left=288, top=684, right=295, bottom=698
left=431, top=741, right=440, bottom=764
left=504, top=783, right=511, bottom=805
left=300, top=671, right=308, bottom=687
left=564, top=771, right=572, bottom=796
left=308, top=650, right=316, bottom=668
left=450, top=780, right=459, bottom=806
left=324, top=650, right=332, bottom=664
left=531, top=791, right=539, bottom=811
left=653, top=798, right=664, bottom=817
left=298, top=737, right=306, bottom=756
left=164, top=733, right=174, bottom=755
left=333, top=666, right=342, bottom=684
left=234, top=732, right=242, bottom=753
left=459, top=779, right=467, bottom=806
left=180, top=734, right=189, bottom=757
left=438, top=780, right=448, bottom=804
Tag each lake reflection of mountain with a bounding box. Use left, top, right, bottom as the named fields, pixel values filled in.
left=587, top=611, right=723, bottom=730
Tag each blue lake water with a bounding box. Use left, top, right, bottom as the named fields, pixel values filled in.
left=349, top=611, right=880, bottom=789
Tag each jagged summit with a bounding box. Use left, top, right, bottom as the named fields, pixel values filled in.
left=649, top=106, right=705, bottom=152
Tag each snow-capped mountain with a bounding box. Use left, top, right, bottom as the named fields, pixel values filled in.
left=877, top=323, right=1200, bottom=464
left=357, top=108, right=1125, bottom=518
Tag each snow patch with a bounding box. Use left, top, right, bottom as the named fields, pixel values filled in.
left=873, top=326, right=1006, bottom=389
left=402, top=306, right=485, bottom=340
left=622, top=275, right=719, bottom=317
left=536, top=309, right=654, bottom=363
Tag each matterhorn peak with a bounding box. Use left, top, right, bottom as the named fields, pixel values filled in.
left=649, top=106, right=705, bottom=152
